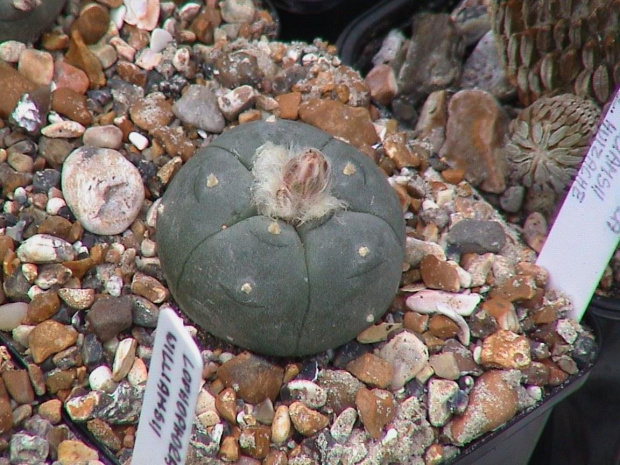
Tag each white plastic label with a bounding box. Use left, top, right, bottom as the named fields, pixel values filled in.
left=133, top=307, right=203, bottom=464
left=537, top=89, right=620, bottom=320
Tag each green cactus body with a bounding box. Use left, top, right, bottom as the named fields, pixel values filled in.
left=157, top=119, right=405, bottom=356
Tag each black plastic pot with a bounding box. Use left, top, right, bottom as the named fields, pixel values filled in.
left=336, top=2, right=602, bottom=463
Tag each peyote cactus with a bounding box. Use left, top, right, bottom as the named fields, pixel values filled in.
left=156, top=119, right=405, bottom=357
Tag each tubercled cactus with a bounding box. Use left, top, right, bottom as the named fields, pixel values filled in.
left=157, top=119, right=405, bottom=356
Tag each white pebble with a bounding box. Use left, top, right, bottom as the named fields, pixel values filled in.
left=112, top=338, right=137, bottom=382
left=0, top=302, right=29, bottom=331
left=89, top=365, right=118, bottom=393
left=61, top=146, right=145, bottom=235
left=127, top=357, right=148, bottom=387
left=150, top=28, right=173, bottom=53
left=41, top=121, right=85, bottom=138
left=129, top=131, right=149, bottom=150
left=16, top=234, right=76, bottom=264
left=12, top=325, right=35, bottom=347
left=45, top=197, right=66, bottom=215
left=140, top=238, right=157, bottom=257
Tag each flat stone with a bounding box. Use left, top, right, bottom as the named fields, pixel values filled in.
left=53, top=60, right=90, bottom=94
left=41, top=121, right=85, bottom=138
left=489, top=275, right=537, bottom=302
left=65, top=29, right=106, bottom=89
left=0, top=302, right=29, bottom=331
left=330, top=407, right=357, bottom=444
left=172, top=84, right=225, bottom=133
left=9, top=433, right=49, bottom=464
left=447, top=219, right=506, bottom=254
left=346, top=353, right=394, bottom=389
left=0, top=61, right=37, bottom=119
left=365, top=64, right=397, bottom=106
left=377, top=331, right=429, bottom=390
left=61, top=146, right=145, bottom=235
left=28, top=320, right=78, bottom=363
left=271, top=404, right=291, bottom=444
left=87, top=418, right=122, bottom=452
left=38, top=399, right=63, bottom=424
left=238, top=425, right=271, bottom=459
left=429, top=352, right=461, bottom=380
left=420, top=254, right=460, bottom=292
left=86, top=295, right=134, bottom=342
left=217, top=352, right=284, bottom=404
left=58, top=288, right=95, bottom=310
left=130, top=92, right=174, bottom=132
left=444, top=369, right=520, bottom=445
left=428, top=378, right=459, bottom=427
left=217, top=85, right=256, bottom=121
left=355, top=387, right=396, bottom=439
left=51, top=88, right=93, bottom=126
left=439, top=89, right=509, bottom=193
left=405, top=236, right=446, bottom=267
left=0, top=397, right=13, bottom=434
left=18, top=49, right=54, bottom=86
left=299, top=98, right=379, bottom=156
left=275, top=91, right=301, bottom=120
left=130, top=272, right=169, bottom=303
left=2, top=369, right=35, bottom=404
left=215, top=387, right=237, bottom=425
left=57, top=440, right=99, bottom=464
left=112, top=338, right=137, bottom=382
left=480, top=330, right=531, bottom=369
left=82, top=125, right=124, bottom=149
left=74, top=3, right=110, bottom=45
left=288, top=401, right=329, bottom=436
left=16, top=234, right=76, bottom=264
left=45, top=368, right=77, bottom=394
left=428, top=315, right=460, bottom=340
left=27, top=291, right=60, bottom=324
left=282, top=379, right=327, bottom=409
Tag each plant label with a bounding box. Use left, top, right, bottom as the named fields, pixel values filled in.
left=537, top=89, right=620, bottom=320
left=133, top=306, right=203, bottom=464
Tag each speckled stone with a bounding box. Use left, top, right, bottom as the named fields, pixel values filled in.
left=288, top=401, right=329, bottom=436
left=355, top=387, right=396, bottom=439
left=57, top=439, right=99, bottom=464
left=480, top=330, right=531, bottom=369
left=217, top=353, right=284, bottom=404
left=346, top=353, right=394, bottom=389
left=61, top=146, right=145, bottom=235
left=172, top=84, right=225, bottom=133
left=51, top=88, right=93, bottom=126
left=28, top=320, right=78, bottom=363
left=130, top=92, right=175, bottom=132
left=378, top=331, right=429, bottom=390
left=86, top=295, right=134, bottom=342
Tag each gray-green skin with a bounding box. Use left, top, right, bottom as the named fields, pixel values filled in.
left=0, top=0, right=66, bottom=43
left=157, top=119, right=405, bottom=357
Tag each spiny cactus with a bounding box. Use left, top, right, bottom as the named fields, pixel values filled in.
left=156, top=119, right=405, bottom=357
left=491, top=0, right=620, bottom=106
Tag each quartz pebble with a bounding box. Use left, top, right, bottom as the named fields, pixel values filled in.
left=61, top=146, right=145, bottom=235
left=378, top=332, right=429, bottom=390
left=0, top=302, right=29, bottom=330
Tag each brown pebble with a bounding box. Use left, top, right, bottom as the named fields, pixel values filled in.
left=288, top=401, right=329, bottom=436
left=28, top=320, right=78, bottom=363
left=299, top=98, right=378, bottom=156
left=2, top=369, right=35, bottom=404
left=263, top=450, right=288, bottom=465
left=238, top=425, right=271, bottom=459
left=39, top=399, right=63, bottom=424
left=489, top=275, right=537, bottom=301
left=57, top=439, right=99, bottom=463
left=52, top=88, right=93, bottom=126
left=74, top=3, right=110, bottom=45
left=53, top=60, right=90, bottom=94
left=129, top=93, right=175, bottom=132
left=0, top=398, right=12, bottom=434
left=480, top=330, right=531, bottom=369
left=384, top=132, right=420, bottom=169
left=46, top=369, right=77, bottom=394
left=444, top=370, right=519, bottom=445
left=87, top=418, right=122, bottom=452
left=18, top=49, right=54, bottom=86
left=428, top=314, right=460, bottom=340
left=217, top=352, right=284, bottom=404
left=0, top=236, right=15, bottom=262
left=441, top=168, right=466, bottom=184
left=275, top=91, right=301, bottom=120
left=215, top=387, right=237, bottom=425
left=0, top=62, right=37, bottom=118
left=346, top=353, right=394, bottom=389
left=27, top=291, right=61, bottom=324
left=403, top=311, right=429, bottom=333
left=65, top=29, right=106, bottom=89
left=116, top=61, right=148, bottom=87
left=420, top=254, right=460, bottom=292
left=355, top=387, right=396, bottom=440
left=218, top=435, right=240, bottom=462
left=365, top=64, right=397, bottom=106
